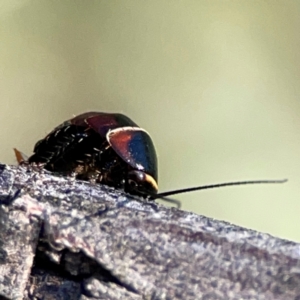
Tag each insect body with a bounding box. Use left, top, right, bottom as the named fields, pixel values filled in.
left=23, top=112, right=158, bottom=197
left=16, top=111, right=286, bottom=206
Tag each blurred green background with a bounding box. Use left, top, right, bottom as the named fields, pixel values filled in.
left=1, top=1, right=299, bottom=241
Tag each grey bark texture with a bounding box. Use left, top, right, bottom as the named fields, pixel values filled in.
left=0, top=164, right=299, bottom=300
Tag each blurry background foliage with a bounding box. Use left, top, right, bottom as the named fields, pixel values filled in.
left=1, top=1, right=299, bottom=241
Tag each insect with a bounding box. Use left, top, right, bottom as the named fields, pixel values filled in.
left=15, top=112, right=286, bottom=208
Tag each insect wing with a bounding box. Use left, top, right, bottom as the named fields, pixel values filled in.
left=85, top=113, right=139, bottom=137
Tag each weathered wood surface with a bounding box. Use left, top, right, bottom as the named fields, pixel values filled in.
left=0, top=164, right=299, bottom=300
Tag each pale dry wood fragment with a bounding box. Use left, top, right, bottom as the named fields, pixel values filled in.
left=0, top=164, right=299, bottom=300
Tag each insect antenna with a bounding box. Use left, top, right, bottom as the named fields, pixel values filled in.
left=150, top=194, right=181, bottom=208
left=154, top=179, right=287, bottom=199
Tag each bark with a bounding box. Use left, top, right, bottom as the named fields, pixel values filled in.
left=0, top=164, right=299, bottom=300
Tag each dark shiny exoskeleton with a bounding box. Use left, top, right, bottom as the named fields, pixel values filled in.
left=17, top=112, right=286, bottom=207
left=26, top=112, right=158, bottom=197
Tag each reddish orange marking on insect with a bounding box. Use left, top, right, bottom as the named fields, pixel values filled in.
left=13, top=148, right=28, bottom=164
left=109, top=130, right=132, bottom=155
